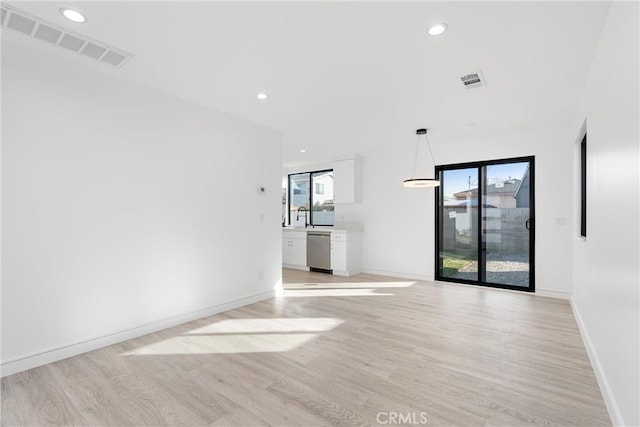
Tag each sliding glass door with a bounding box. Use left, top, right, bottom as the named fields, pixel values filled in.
left=435, top=157, right=535, bottom=292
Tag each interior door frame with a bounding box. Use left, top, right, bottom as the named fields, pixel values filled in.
left=434, top=156, right=535, bottom=293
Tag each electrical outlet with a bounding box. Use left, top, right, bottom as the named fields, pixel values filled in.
left=258, top=271, right=264, bottom=280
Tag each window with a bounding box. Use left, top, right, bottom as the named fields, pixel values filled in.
left=288, top=169, right=334, bottom=226
left=580, top=134, right=587, bottom=237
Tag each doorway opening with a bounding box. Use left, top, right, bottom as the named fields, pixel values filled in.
left=435, top=157, right=535, bottom=292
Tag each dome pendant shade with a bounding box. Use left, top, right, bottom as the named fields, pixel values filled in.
left=404, top=128, right=441, bottom=188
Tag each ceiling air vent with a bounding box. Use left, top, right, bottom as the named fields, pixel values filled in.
left=1, top=4, right=134, bottom=69
left=460, top=71, right=486, bottom=89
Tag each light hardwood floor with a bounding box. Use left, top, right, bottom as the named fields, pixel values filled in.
left=2, top=269, right=610, bottom=426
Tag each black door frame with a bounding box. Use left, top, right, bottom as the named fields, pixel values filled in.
left=434, top=156, right=535, bottom=293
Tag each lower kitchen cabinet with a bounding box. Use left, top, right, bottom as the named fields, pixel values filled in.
left=331, top=231, right=362, bottom=276
left=282, top=231, right=308, bottom=270
left=330, top=240, right=347, bottom=272
left=282, top=229, right=362, bottom=275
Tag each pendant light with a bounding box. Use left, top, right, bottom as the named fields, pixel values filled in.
left=403, top=128, right=441, bottom=188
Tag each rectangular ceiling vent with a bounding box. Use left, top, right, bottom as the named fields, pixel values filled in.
left=1, top=4, right=134, bottom=69
left=460, top=71, right=486, bottom=89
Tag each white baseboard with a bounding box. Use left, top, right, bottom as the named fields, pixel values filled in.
left=429, top=279, right=566, bottom=298
left=535, top=288, right=570, bottom=300
left=0, top=289, right=275, bottom=378
left=282, top=264, right=309, bottom=271
left=570, top=298, right=623, bottom=426
left=332, top=270, right=350, bottom=277
left=361, top=268, right=434, bottom=282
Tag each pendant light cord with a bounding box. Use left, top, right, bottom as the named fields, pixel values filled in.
left=404, top=128, right=441, bottom=187
left=425, top=132, right=437, bottom=171
left=410, top=134, right=420, bottom=179
left=410, top=130, right=437, bottom=179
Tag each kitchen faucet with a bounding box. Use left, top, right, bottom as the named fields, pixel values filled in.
left=296, top=207, right=309, bottom=228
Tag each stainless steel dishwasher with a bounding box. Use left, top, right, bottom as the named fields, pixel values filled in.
left=307, top=231, right=332, bottom=273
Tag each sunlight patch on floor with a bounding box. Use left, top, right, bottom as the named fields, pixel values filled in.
left=123, top=333, right=318, bottom=355
left=283, top=281, right=415, bottom=290
left=283, top=288, right=395, bottom=297
left=123, top=317, right=344, bottom=356
left=185, top=317, right=344, bottom=334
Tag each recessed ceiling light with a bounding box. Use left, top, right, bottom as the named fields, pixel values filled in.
left=300, top=149, right=306, bottom=153
left=60, top=8, right=87, bottom=23
left=256, top=93, right=268, bottom=100
left=427, top=23, right=447, bottom=36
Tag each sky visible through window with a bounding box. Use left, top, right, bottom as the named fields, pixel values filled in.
left=442, top=163, right=528, bottom=198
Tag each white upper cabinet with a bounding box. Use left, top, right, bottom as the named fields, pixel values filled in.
left=333, top=156, right=362, bottom=204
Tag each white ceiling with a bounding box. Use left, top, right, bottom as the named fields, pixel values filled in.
left=5, top=1, right=610, bottom=166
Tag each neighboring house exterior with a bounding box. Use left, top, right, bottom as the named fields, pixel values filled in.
left=514, top=166, right=531, bottom=208
left=443, top=167, right=531, bottom=253
left=312, top=172, right=334, bottom=208
left=453, top=178, right=522, bottom=209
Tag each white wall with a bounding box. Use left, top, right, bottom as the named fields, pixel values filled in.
left=571, top=2, right=639, bottom=425
left=1, top=39, right=283, bottom=375
left=285, top=124, right=574, bottom=296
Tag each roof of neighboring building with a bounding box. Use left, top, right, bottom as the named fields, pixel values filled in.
left=453, top=179, right=521, bottom=199
left=448, top=200, right=498, bottom=208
